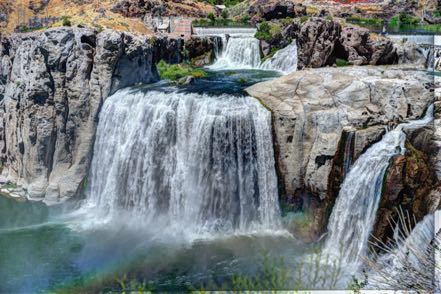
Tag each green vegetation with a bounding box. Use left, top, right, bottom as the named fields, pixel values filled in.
left=346, top=16, right=384, bottom=25
left=157, top=60, right=208, bottom=81
left=201, top=0, right=245, bottom=7
left=255, top=21, right=282, bottom=42
left=62, top=16, right=72, bottom=27
left=390, top=13, right=420, bottom=26
left=300, top=16, right=309, bottom=23
left=336, top=58, right=350, bottom=67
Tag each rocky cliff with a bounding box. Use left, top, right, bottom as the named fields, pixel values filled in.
left=0, top=27, right=176, bottom=203
left=246, top=66, right=439, bottom=242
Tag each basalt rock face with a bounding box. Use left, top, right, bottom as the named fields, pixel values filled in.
left=184, top=36, right=221, bottom=67
left=0, top=27, right=160, bottom=203
left=296, top=18, right=341, bottom=69
left=247, top=0, right=306, bottom=22
left=246, top=66, right=436, bottom=242
left=340, top=26, right=397, bottom=66
left=296, top=19, right=397, bottom=69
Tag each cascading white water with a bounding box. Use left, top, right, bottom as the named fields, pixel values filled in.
left=194, top=27, right=297, bottom=73
left=86, top=88, right=281, bottom=236
left=260, top=41, right=298, bottom=74
left=323, top=105, right=434, bottom=267
left=209, top=35, right=261, bottom=69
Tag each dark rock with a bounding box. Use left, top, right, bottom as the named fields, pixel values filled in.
left=184, top=36, right=219, bottom=66
left=297, top=18, right=341, bottom=69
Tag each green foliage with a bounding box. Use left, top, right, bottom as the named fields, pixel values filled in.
left=230, top=253, right=290, bottom=290
left=62, top=16, right=72, bottom=27
left=201, top=0, right=244, bottom=7
left=255, top=21, right=281, bottom=42
left=300, top=16, right=309, bottom=23
left=221, top=9, right=228, bottom=19
left=207, top=12, right=216, bottom=23
left=157, top=60, right=208, bottom=81
left=390, top=13, right=420, bottom=26
left=346, top=16, right=384, bottom=25
left=336, top=58, right=350, bottom=67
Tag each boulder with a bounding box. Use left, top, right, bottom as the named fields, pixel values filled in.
left=339, top=26, right=397, bottom=66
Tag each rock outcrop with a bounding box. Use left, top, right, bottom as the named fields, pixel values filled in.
left=184, top=36, right=220, bottom=67
left=340, top=26, right=397, bottom=66
left=294, top=19, right=397, bottom=69
left=246, top=66, right=437, bottom=241
left=296, top=18, right=341, bottom=69
left=0, top=27, right=162, bottom=203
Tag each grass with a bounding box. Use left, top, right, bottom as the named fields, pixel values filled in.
left=336, top=58, right=350, bottom=67
left=157, top=60, right=208, bottom=81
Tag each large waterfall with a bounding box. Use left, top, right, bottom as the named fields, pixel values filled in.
left=323, top=105, right=434, bottom=267
left=86, top=88, right=281, bottom=236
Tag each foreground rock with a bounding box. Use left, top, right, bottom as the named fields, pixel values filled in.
left=0, top=27, right=165, bottom=203
left=246, top=66, right=438, bottom=242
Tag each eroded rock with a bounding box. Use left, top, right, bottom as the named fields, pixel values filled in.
left=0, top=27, right=161, bottom=203
left=246, top=66, right=435, bottom=241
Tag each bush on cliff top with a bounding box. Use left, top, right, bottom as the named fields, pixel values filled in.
left=157, top=60, right=208, bottom=81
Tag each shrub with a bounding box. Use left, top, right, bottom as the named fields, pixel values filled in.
left=62, top=16, right=72, bottom=26
left=157, top=60, right=208, bottom=81
left=207, top=12, right=215, bottom=23
left=336, top=58, right=350, bottom=67
left=255, top=21, right=281, bottom=42
left=300, top=16, right=309, bottom=23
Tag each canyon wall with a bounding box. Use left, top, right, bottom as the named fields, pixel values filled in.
left=0, top=27, right=168, bottom=203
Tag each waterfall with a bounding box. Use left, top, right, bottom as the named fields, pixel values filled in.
left=342, top=131, right=354, bottom=177
left=86, top=88, right=281, bottom=236
left=260, top=41, right=298, bottom=74
left=209, top=35, right=261, bottom=70
left=323, top=105, right=434, bottom=267
left=194, top=27, right=297, bottom=72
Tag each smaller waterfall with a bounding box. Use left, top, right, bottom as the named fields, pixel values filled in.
left=323, top=105, right=434, bottom=267
left=209, top=35, right=261, bottom=69
left=342, top=131, right=354, bottom=177
left=194, top=27, right=297, bottom=73
left=260, top=41, right=298, bottom=74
